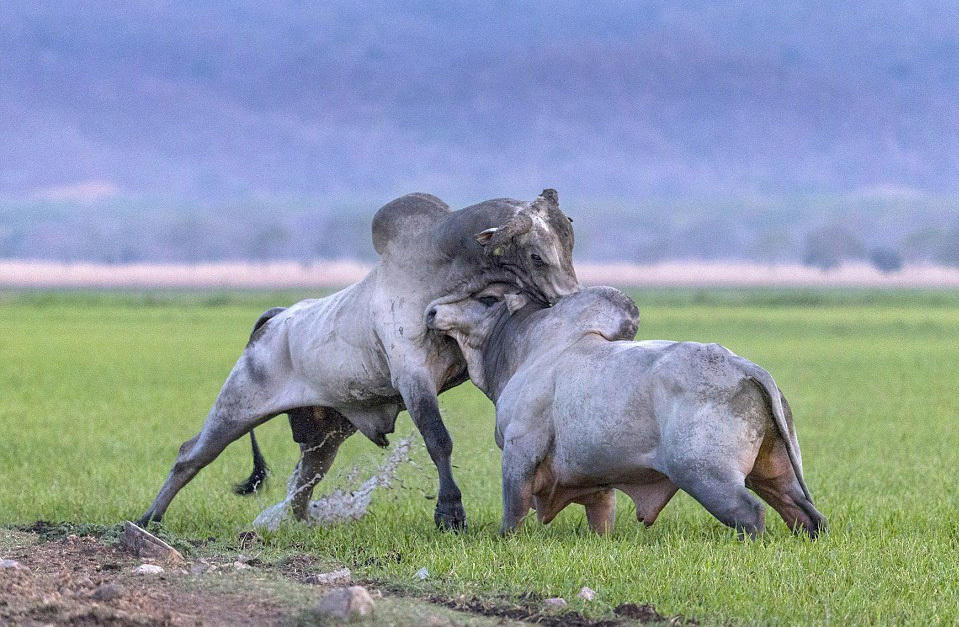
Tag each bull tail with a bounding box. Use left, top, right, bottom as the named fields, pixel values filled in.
left=248, top=306, right=287, bottom=344
left=746, top=366, right=814, bottom=503
left=233, top=306, right=286, bottom=495
left=233, top=430, right=269, bottom=495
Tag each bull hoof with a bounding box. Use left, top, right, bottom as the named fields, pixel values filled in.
left=434, top=503, right=467, bottom=531
left=135, top=514, right=162, bottom=529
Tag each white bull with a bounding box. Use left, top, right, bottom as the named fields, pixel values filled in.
left=426, top=285, right=826, bottom=538
left=138, top=190, right=578, bottom=530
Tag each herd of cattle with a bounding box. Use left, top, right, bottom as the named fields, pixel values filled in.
left=138, top=189, right=825, bottom=539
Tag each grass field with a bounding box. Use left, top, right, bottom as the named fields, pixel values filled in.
left=1, top=288, right=957, bottom=624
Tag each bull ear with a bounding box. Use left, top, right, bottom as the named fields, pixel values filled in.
left=485, top=214, right=533, bottom=251
left=474, top=227, right=499, bottom=245
left=504, top=293, right=529, bottom=314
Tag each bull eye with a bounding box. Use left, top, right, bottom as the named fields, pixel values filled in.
left=530, top=253, right=545, bottom=267
left=478, top=296, right=499, bottom=307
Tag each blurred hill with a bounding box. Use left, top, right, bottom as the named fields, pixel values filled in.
left=2, top=1, right=959, bottom=264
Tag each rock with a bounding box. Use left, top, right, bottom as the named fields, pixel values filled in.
left=577, top=586, right=597, bottom=601
left=91, top=583, right=122, bottom=601
left=415, top=566, right=429, bottom=580
left=303, top=568, right=352, bottom=586
left=133, top=564, right=165, bottom=575
left=233, top=561, right=251, bottom=570
left=0, top=559, right=26, bottom=570
left=121, top=521, right=184, bottom=565
left=315, top=586, right=375, bottom=621
left=544, top=597, right=568, bottom=610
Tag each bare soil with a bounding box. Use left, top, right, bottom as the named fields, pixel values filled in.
left=0, top=533, right=293, bottom=626
left=1, top=524, right=685, bottom=626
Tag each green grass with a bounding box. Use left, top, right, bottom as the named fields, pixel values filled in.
left=1, top=288, right=957, bottom=624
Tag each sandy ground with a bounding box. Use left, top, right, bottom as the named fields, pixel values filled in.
left=1, top=260, right=958, bottom=289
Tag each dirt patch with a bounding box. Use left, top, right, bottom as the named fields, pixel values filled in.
left=0, top=535, right=292, bottom=625
left=614, top=603, right=692, bottom=624
left=0, top=534, right=292, bottom=626
left=370, top=585, right=688, bottom=626
left=2, top=525, right=689, bottom=625
left=426, top=592, right=622, bottom=626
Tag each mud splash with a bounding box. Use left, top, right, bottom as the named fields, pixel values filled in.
left=253, top=436, right=415, bottom=531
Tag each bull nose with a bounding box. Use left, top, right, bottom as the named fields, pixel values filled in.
left=426, top=307, right=437, bottom=326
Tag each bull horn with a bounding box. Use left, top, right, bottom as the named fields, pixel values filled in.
left=530, top=188, right=559, bottom=212
left=474, top=227, right=499, bottom=244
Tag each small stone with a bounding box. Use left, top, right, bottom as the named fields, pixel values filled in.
left=544, top=597, right=568, bottom=610
left=66, top=534, right=79, bottom=543
left=91, top=583, right=122, bottom=601
left=303, top=568, right=352, bottom=586
left=415, top=567, right=429, bottom=580
left=233, top=561, right=251, bottom=570
left=190, top=560, right=212, bottom=576
left=0, top=559, right=26, bottom=570
left=315, top=585, right=375, bottom=621
left=577, top=586, right=597, bottom=601
left=133, top=564, right=165, bottom=575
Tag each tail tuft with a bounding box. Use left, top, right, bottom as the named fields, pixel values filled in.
left=233, top=430, right=269, bottom=495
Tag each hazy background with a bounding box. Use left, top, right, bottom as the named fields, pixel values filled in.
left=3, top=1, right=959, bottom=269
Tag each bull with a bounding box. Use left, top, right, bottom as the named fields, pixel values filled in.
left=425, top=284, right=826, bottom=538
left=137, top=190, right=578, bottom=530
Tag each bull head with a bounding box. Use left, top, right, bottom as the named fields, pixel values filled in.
left=472, top=189, right=579, bottom=304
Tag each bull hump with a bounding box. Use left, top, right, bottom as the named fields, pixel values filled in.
left=371, top=193, right=451, bottom=255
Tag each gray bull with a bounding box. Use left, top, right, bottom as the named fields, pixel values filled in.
left=425, top=284, right=826, bottom=538
left=138, top=190, right=578, bottom=529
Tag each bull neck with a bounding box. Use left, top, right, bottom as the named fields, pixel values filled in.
left=480, top=304, right=544, bottom=402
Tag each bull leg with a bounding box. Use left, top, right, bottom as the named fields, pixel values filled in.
left=138, top=363, right=302, bottom=526
left=748, top=476, right=825, bottom=539
left=577, top=489, right=617, bottom=535
left=397, top=376, right=465, bottom=530
left=673, top=468, right=766, bottom=540
left=500, top=445, right=539, bottom=534
left=287, top=407, right=357, bottom=520
left=747, top=441, right=826, bottom=538
left=138, top=411, right=268, bottom=527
